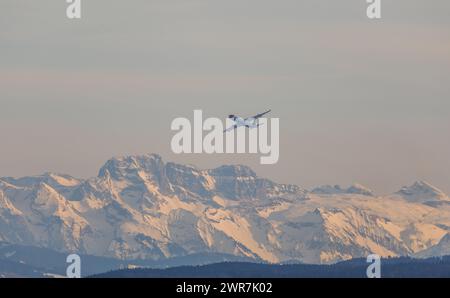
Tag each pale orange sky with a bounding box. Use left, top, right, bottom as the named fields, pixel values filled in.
left=1, top=0, right=450, bottom=194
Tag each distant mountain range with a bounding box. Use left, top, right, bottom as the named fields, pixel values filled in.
left=1, top=153, right=450, bottom=274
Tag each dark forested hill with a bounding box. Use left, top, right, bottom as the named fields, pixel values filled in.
left=92, top=256, right=450, bottom=278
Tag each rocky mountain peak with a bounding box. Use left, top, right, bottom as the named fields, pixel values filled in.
left=397, top=181, right=447, bottom=202
left=208, top=165, right=257, bottom=178
left=98, top=154, right=165, bottom=179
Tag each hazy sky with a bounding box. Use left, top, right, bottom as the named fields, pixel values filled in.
left=1, top=0, right=450, bottom=194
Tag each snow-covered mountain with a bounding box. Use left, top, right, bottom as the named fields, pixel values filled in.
left=1, top=154, right=449, bottom=264
left=396, top=180, right=449, bottom=203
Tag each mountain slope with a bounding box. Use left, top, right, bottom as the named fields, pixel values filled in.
left=416, top=233, right=450, bottom=258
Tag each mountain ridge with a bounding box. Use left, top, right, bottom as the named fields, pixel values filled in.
left=1, top=153, right=449, bottom=264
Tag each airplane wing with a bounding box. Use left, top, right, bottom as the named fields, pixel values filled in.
left=223, top=124, right=238, bottom=133
left=246, top=109, right=271, bottom=120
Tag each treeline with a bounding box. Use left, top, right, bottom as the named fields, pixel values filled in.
left=93, top=256, right=450, bottom=278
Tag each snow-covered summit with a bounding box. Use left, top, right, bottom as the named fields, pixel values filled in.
left=396, top=181, right=448, bottom=202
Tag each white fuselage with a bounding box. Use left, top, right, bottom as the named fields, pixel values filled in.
left=234, top=117, right=257, bottom=128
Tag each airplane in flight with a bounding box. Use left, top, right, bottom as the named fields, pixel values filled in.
left=223, top=109, right=271, bottom=132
